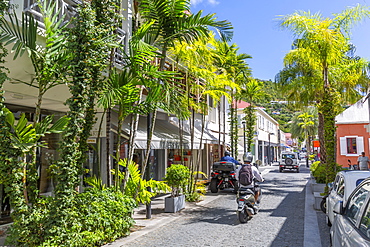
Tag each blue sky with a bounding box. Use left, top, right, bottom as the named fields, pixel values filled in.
left=190, top=0, right=370, bottom=81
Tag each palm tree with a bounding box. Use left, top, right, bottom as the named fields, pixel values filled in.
left=278, top=5, right=370, bottom=183
left=0, top=1, right=68, bottom=203
left=211, top=41, right=251, bottom=158
left=169, top=35, right=242, bottom=197
left=297, top=112, right=316, bottom=167
left=136, top=0, right=234, bottom=175
left=239, top=79, right=265, bottom=153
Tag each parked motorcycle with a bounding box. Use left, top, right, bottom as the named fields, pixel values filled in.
left=236, top=183, right=262, bottom=223
left=210, top=161, right=239, bottom=193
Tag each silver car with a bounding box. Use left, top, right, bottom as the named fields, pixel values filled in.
left=326, top=170, right=370, bottom=227
left=330, top=177, right=370, bottom=246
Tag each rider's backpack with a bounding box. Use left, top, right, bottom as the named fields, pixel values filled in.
left=239, top=164, right=253, bottom=186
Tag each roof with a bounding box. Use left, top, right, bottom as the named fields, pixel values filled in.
left=336, top=98, right=369, bottom=124
left=338, top=170, right=370, bottom=202
left=234, top=100, right=250, bottom=109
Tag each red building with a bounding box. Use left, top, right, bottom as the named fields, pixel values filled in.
left=336, top=99, right=370, bottom=168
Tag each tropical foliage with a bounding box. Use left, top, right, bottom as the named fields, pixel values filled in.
left=239, top=79, right=265, bottom=152
left=277, top=6, right=370, bottom=184
left=165, top=164, right=191, bottom=197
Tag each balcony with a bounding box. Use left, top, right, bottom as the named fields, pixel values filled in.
left=23, top=0, right=78, bottom=29
left=23, top=0, right=127, bottom=67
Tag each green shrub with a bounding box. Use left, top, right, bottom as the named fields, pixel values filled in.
left=185, top=180, right=207, bottom=202
left=311, top=161, right=326, bottom=183
left=6, top=188, right=136, bottom=247
left=165, top=164, right=190, bottom=197
left=310, top=161, right=344, bottom=184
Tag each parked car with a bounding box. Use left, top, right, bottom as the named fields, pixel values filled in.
left=330, top=177, right=370, bottom=246
left=326, top=170, right=370, bottom=227
left=279, top=151, right=299, bottom=173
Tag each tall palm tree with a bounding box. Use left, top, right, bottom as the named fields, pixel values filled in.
left=136, top=0, right=234, bottom=175
left=211, top=41, right=251, bottom=158
left=169, top=35, right=241, bottom=196
left=298, top=112, right=316, bottom=167
left=239, top=79, right=265, bottom=153
left=278, top=5, right=370, bottom=183
left=0, top=1, right=68, bottom=203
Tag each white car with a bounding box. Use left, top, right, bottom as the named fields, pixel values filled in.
left=326, top=170, right=370, bottom=227
left=279, top=152, right=299, bottom=173
left=330, top=177, right=370, bottom=246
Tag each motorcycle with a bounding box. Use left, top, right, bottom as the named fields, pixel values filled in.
left=210, top=161, right=239, bottom=193
left=236, top=182, right=262, bottom=223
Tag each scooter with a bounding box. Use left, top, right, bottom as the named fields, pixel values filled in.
left=236, top=185, right=262, bottom=223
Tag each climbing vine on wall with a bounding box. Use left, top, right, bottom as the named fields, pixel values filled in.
left=318, top=86, right=341, bottom=185
left=228, top=102, right=239, bottom=158
left=243, top=105, right=256, bottom=153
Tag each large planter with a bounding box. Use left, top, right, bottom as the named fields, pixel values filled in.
left=165, top=194, right=185, bottom=213
left=311, top=180, right=326, bottom=194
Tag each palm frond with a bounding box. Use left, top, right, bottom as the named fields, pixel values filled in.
left=0, top=10, right=38, bottom=59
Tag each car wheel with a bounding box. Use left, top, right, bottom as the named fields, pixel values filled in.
left=296, top=169, right=299, bottom=173
left=320, top=196, right=327, bottom=213
left=279, top=168, right=283, bottom=172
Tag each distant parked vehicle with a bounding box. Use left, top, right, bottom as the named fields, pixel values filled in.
left=330, top=177, right=370, bottom=246
left=279, top=151, right=299, bottom=173
left=326, top=170, right=370, bottom=227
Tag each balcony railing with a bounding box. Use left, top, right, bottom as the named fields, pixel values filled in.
left=23, top=0, right=127, bottom=67
left=23, top=0, right=78, bottom=29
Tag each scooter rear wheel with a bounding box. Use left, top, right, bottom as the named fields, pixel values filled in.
left=238, top=209, right=250, bottom=223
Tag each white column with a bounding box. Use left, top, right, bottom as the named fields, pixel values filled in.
left=262, top=141, right=265, bottom=166
left=254, top=138, right=259, bottom=164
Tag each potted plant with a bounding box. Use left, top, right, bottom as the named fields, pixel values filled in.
left=164, top=164, right=190, bottom=213
left=310, top=161, right=326, bottom=193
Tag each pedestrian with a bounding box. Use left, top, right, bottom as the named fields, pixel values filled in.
left=357, top=152, right=370, bottom=170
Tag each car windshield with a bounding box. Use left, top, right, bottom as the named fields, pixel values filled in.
left=282, top=154, right=295, bottom=159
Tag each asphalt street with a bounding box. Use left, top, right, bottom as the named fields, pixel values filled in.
left=105, top=161, right=330, bottom=247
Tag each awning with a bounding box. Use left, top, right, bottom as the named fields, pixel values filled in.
left=113, top=113, right=203, bottom=149
left=168, top=117, right=219, bottom=144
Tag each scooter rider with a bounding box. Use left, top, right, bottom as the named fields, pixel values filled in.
left=221, top=151, right=241, bottom=165
left=236, top=152, right=264, bottom=205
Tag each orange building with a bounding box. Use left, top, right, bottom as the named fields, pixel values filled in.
left=336, top=99, right=370, bottom=168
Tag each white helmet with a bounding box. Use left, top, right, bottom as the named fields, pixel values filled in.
left=243, top=152, right=253, bottom=163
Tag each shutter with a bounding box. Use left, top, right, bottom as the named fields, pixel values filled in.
left=339, top=137, right=347, bottom=155
left=357, top=136, right=364, bottom=155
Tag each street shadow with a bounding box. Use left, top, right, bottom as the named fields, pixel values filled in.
left=268, top=165, right=311, bottom=174
left=268, top=188, right=305, bottom=247
left=182, top=205, right=240, bottom=226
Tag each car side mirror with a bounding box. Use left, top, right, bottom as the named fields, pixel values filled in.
left=333, top=201, right=344, bottom=215
left=327, top=182, right=333, bottom=190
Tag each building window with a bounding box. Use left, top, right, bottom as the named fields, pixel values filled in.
left=340, top=136, right=363, bottom=156
left=346, top=138, right=357, bottom=154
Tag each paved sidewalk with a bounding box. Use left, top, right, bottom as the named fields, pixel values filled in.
left=0, top=164, right=322, bottom=247
left=103, top=193, right=224, bottom=247
left=103, top=164, right=279, bottom=247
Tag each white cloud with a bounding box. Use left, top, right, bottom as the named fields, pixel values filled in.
left=190, top=0, right=219, bottom=6
left=190, top=0, right=202, bottom=5
left=208, top=0, right=219, bottom=5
